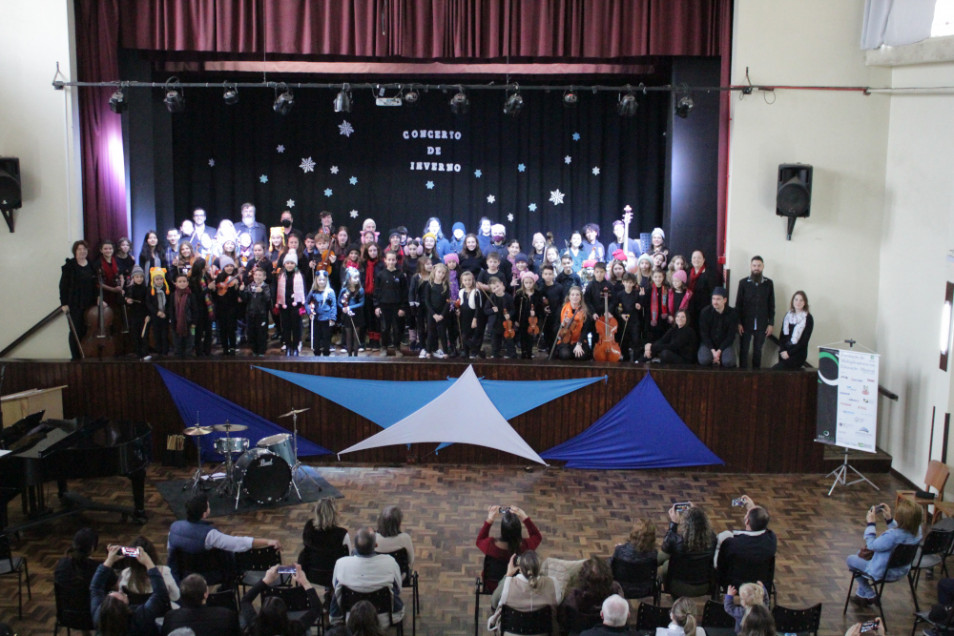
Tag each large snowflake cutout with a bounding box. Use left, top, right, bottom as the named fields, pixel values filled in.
left=549, top=189, right=565, bottom=206
left=324, top=188, right=333, bottom=198
left=276, top=144, right=285, bottom=154
left=528, top=203, right=538, bottom=212
left=338, top=120, right=355, bottom=137
left=486, top=194, right=496, bottom=204
left=474, top=169, right=483, bottom=178
left=286, top=199, right=295, bottom=208
left=349, top=176, right=358, bottom=185
left=507, top=213, right=514, bottom=222
left=299, top=157, right=316, bottom=173
left=349, top=209, right=359, bottom=219
left=517, top=163, right=526, bottom=173
left=208, top=158, right=215, bottom=167
left=572, top=132, right=581, bottom=141
left=259, top=174, right=268, bottom=184
left=425, top=181, right=435, bottom=190
left=330, top=166, right=339, bottom=175
left=592, top=166, right=601, bottom=176
left=564, top=155, right=572, bottom=165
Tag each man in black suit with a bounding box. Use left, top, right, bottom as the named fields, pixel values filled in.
left=161, top=574, right=240, bottom=636
left=715, top=495, right=778, bottom=589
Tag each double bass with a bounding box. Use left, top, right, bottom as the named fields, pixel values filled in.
left=593, top=289, right=621, bottom=362
left=80, top=270, right=117, bottom=359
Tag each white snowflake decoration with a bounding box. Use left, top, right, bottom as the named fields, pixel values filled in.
left=572, top=132, right=581, bottom=141
left=592, top=166, right=601, bottom=176
left=299, top=157, right=316, bottom=173
left=425, top=181, right=435, bottom=190
left=259, top=175, right=268, bottom=184
left=564, top=155, right=572, bottom=165
left=517, top=163, right=526, bottom=173
left=286, top=199, right=295, bottom=208
left=528, top=203, right=537, bottom=212
left=349, top=209, right=359, bottom=219
left=330, top=165, right=339, bottom=175
left=349, top=176, right=358, bottom=185
left=208, top=158, right=215, bottom=167
left=324, top=188, right=333, bottom=198
left=486, top=194, right=496, bottom=204
left=338, top=120, right=355, bottom=137
left=474, top=169, right=483, bottom=178
left=276, top=144, right=285, bottom=153
left=507, top=213, right=514, bottom=222
left=549, top=189, right=565, bottom=206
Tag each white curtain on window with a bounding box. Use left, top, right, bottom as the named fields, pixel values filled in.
left=861, top=0, right=936, bottom=49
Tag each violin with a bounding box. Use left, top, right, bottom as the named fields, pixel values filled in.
left=527, top=313, right=540, bottom=337
left=503, top=311, right=515, bottom=340
left=315, top=249, right=333, bottom=275
left=80, top=270, right=116, bottom=359
left=216, top=275, right=240, bottom=295
left=593, top=288, right=622, bottom=362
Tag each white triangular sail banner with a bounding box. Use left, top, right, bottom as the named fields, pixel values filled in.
left=337, top=365, right=547, bottom=465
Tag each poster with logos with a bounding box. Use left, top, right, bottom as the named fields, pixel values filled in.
left=815, top=347, right=880, bottom=452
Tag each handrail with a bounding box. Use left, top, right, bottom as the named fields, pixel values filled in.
left=0, top=307, right=64, bottom=358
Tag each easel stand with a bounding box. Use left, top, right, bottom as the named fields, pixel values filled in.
left=827, top=448, right=880, bottom=496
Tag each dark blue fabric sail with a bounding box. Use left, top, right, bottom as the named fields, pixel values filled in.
left=156, top=366, right=331, bottom=461
left=540, top=373, right=723, bottom=469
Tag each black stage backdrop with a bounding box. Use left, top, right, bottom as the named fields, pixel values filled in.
left=169, top=83, right=668, bottom=247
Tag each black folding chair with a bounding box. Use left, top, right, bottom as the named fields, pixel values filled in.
left=772, top=603, right=822, bottom=636
left=909, top=528, right=954, bottom=611
left=261, top=584, right=322, bottom=633
left=171, top=547, right=230, bottom=586
left=234, top=545, right=281, bottom=594
left=664, top=549, right=717, bottom=600
left=500, top=605, right=553, bottom=635
left=719, top=553, right=777, bottom=607
left=53, top=581, right=94, bottom=635
left=560, top=603, right=601, bottom=635
left=0, top=534, right=30, bottom=618
left=843, top=541, right=920, bottom=630
left=635, top=602, right=671, bottom=632
left=475, top=554, right=509, bottom=636
left=701, top=598, right=736, bottom=632
left=340, top=585, right=404, bottom=635
left=379, top=547, right=420, bottom=635
left=611, top=554, right=661, bottom=605
left=207, top=587, right=239, bottom=614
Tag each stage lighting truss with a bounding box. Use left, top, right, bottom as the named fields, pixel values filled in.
left=164, top=77, right=185, bottom=113
left=503, top=85, right=523, bottom=116
left=333, top=83, right=352, bottom=113
left=450, top=85, right=469, bottom=114
left=273, top=83, right=294, bottom=115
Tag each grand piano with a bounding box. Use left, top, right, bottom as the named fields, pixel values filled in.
left=0, top=414, right=151, bottom=534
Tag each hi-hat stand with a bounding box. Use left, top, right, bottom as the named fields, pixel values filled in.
left=278, top=407, right=323, bottom=497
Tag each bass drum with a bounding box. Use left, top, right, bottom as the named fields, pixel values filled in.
left=232, top=448, right=291, bottom=505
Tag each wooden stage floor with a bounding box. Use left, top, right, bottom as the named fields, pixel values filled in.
left=0, top=461, right=933, bottom=636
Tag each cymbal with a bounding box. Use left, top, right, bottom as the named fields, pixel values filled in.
left=278, top=407, right=310, bottom=419
left=183, top=426, right=213, bottom=436
left=212, top=423, right=248, bottom=432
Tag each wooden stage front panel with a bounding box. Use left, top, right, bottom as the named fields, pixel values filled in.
left=0, top=360, right=822, bottom=473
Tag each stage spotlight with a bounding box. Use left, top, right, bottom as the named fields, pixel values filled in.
left=108, top=88, right=127, bottom=114
left=563, top=89, right=578, bottom=107
left=617, top=90, right=637, bottom=117
left=273, top=83, right=294, bottom=115
left=164, top=77, right=184, bottom=113
left=675, top=90, right=694, bottom=119
left=503, top=87, right=523, bottom=116
left=404, top=87, right=419, bottom=104
left=223, top=84, right=239, bottom=106
left=334, top=83, right=352, bottom=113
left=450, top=86, right=469, bottom=115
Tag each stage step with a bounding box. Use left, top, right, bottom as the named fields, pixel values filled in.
left=822, top=444, right=893, bottom=473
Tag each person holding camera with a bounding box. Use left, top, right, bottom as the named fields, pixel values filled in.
left=476, top=504, right=543, bottom=562
left=845, top=617, right=885, bottom=636
left=242, top=563, right=321, bottom=635
left=715, top=495, right=777, bottom=590
left=846, top=499, right=922, bottom=605
left=91, top=544, right=169, bottom=636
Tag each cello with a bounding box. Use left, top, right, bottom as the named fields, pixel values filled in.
left=80, top=270, right=117, bottom=359
left=593, top=289, right=621, bottom=362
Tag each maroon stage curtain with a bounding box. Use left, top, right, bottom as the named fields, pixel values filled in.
left=77, top=0, right=731, bottom=249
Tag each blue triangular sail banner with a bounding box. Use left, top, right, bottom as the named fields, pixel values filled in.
left=155, top=366, right=331, bottom=461
left=541, top=373, right=723, bottom=469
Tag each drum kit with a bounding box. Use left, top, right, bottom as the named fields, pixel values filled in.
left=182, top=407, right=320, bottom=510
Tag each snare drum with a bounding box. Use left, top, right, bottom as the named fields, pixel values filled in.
left=256, top=433, right=295, bottom=467
left=214, top=436, right=249, bottom=455
left=232, top=448, right=291, bottom=504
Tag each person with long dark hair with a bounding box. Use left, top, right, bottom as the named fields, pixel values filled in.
left=54, top=527, right=102, bottom=594
left=59, top=240, right=97, bottom=360
left=476, top=505, right=542, bottom=561
left=241, top=564, right=320, bottom=636
left=658, top=504, right=717, bottom=598
left=772, top=290, right=814, bottom=370
left=375, top=505, right=414, bottom=573
left=139, top=231, right=163, bottom=270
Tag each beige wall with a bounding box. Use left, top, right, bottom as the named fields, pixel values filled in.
left=0, top=0, right=81, bottom=358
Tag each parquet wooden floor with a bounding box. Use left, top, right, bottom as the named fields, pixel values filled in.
left=0, top=463, right=931, bottom=635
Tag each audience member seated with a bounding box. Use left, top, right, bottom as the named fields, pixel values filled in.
left=698, top=287, right=739, bottom=367
left=240, top=564, right=320, bottom=636
left=119, top=536, right=180, bottom=608
left=167, top=493, right=282, bottom=583
left=644, top=309, right=698, bottom=364
left=845, top=499, right=922, bottom=605
left=772, top=290, right=813, bottom=370
left=330, top=527, right=403, bottom=628
left=579, top=594, right=630, bottom=636
left=657, top=597, right=703, bottom=636
left=298, top=498, right=351, bottom=584
left=739, top=604, right=775, bottom=636
left=160, top=574, right=240, bottom=636
left=477, top=504, right=543, bottom=562
left=716, top=496, right=777, bottom=591
left=558, top=556, right=623, bottom=632
left=374, top=505, right=414, bottom=572
left=346, top=599, right=387, bottom=636
left=54, top=527, right=104, bottom=595
left=723, top=582, right=768, bottom=634
left=611, top=518, right=658, bottom=597
left=487, top=550, right=560, bottom=635
left=659, top=504, right=717, bottom=596
left=91, top=545, right=169, bottom=636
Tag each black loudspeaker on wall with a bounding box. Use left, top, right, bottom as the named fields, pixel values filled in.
left=0, top=157, right=22, bottom=232
left=776, top=163, right=812, bottom=240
